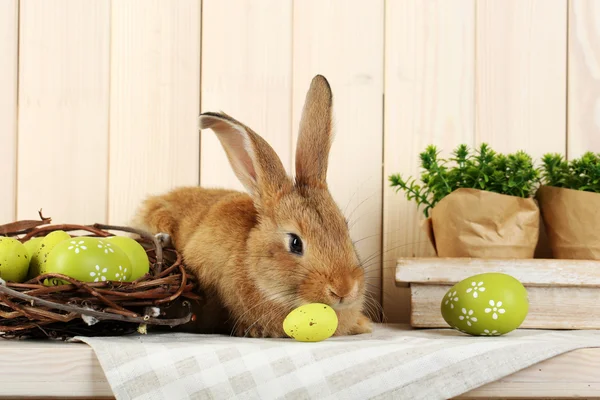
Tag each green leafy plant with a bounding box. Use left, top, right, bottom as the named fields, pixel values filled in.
left=389, top=143, right=540, bottom=217
left=540, top=152, right=600, bottom=192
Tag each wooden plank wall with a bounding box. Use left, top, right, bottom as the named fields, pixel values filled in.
left=17, top=0, right=110, bottom=225
left=0, top=0, right=18, bottom=224
left=108, top=0, right=201, bottom=225
left=1, top=1, right=597, bottom=323
left=383, top=0, right=476, bottom=323
left=292, top=0, right=384, bottom=310
left=569, top=0, right=600, bottom=159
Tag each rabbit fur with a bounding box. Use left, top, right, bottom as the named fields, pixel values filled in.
left=131, top=75, right=372, bottom=338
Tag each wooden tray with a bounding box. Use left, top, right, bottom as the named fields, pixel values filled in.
left=396, top=257, right=600, bottom=330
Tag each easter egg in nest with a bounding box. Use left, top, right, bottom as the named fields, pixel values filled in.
left=43, top=237, right=132, bottom=285
left=23, top=237, right=43, bottom=259
left=28, top=230, right=71, bottom=279
left=441, top=272, right=529, bottom=336
left=106, top=235, right=150, bottom=281
left=283, top=303, right=338, bottom=342
left=0, top=237, right=30, bottom=283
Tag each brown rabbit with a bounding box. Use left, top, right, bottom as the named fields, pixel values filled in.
left=131, top=75, right=372, bottom=338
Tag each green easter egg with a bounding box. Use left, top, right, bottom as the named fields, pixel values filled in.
left=44, top=237, right=132, bottom=285
left=0, top=237, right=30, bottom=282
left=23, top=237, right=43, bottom=259
left=29, top=230, right=71, bottom=279
left=106, top=236, right=150, bottom=281
left=441, top=272, right=529, bottom=336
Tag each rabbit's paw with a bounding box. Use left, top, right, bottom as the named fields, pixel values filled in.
left=235, top=322, right=285, bottom=338
left=349, top=313, right=373, bottom=335
left=154, top=232, right=172, bottom=248
left=232, top=321, right=262, bottom=338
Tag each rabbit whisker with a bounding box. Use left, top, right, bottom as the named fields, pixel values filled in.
left=345, top=189, right=379, bottom=227
left=342, top=175, right=376, bottom=219
left=359, top=239, right=431, bottom=270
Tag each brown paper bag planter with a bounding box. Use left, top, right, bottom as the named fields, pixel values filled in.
left=422, top=188, right=540, bottom=258
left=536, top=185, right=600, bottom=260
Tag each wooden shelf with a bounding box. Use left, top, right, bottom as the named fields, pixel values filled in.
left=396, top=257, right=600, bottom=329
left=1, top=331, right=599, bottom=399
left=396, top=257, right=600, bottom=287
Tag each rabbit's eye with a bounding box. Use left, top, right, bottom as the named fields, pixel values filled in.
left=288, top=234, right=304, bottom=256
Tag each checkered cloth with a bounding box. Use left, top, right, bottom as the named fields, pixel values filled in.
left=75, top=324, right=600, bottom=400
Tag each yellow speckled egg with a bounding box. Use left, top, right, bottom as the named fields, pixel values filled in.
left=283, top=303, right=338, bottom=342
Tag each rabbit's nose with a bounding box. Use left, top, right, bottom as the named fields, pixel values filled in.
left=327, top=281, right=358, bottom=304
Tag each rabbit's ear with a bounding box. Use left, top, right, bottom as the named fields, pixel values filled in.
left=295, top=75, right=333, bottom=188
left=199, top=112, right=291, bottom=202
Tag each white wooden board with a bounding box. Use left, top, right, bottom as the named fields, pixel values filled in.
left=475, top=0, right=567, bottom=157
left=17, top=0, right=110, bottom=224
left=109, top=0, right=201, bottom=225
left=293, top=0, right=384, bottom=316
left=568, top=0, right=600, bottom=158
left=396, top=257, right=600, bottom=287
left=200, top=0, right=292, bottom=190
left=382, top=0, right=476, bottom=323
left=0, top=0, right=18, bottom=223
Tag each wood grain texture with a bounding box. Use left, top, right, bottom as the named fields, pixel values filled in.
left=410, top=283, right=600, bottom=329
left=109, top=0, right=201, bottom=225
left=459, top=348, right=600, bottom=399
left=0, top=341, right=114, bottom=398
left=17, top=0, right=110, bottom=224
left=475, top=0, right=567, bottom=157
left=568, top=0, right=600, bottom=158
left=383, top=0, right=475, bottom=323
left=396, top=257, right=600, bottom=287
left=292, top=0, right=384, bottom=313
left=200, top=0, right=292, bottom=190
left=0, top=0, right=18, bottom=224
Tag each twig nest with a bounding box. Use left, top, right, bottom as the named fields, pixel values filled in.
left=0, top=221, right=200, bottom=339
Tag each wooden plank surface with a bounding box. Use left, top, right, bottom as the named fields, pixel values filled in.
left=396, top=257, right=600, bottom=287
left=2, top=329, right=600, bottom=399
left=568, top=0, right=600, bottom=158
left=17, top=0, right=110, bottom=224
left=292, top=0, right=384, bottom=315
left=459, top=348, right=600, bottom=399
left=0, top=341, right=113, bottom=398
left=382, top=0, right=476, bottom=323
left=200, top=0, right=292, bottom=190
left=109, top=0, right=201, bottom=225
left=0, top=0, right=18, bottom=224
left=475, top=0, right=567, bottom=156
left=409, top=283, right=600, bottom=329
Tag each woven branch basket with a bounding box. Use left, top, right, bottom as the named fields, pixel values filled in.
left=0, top=215, right=201, bottom=340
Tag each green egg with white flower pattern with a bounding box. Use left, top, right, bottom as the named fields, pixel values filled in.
left=43, top=237, right=132, bottom=285
left=440, top=272, right=529, bottom=336
left=105, top=236, right=150, bottom=281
